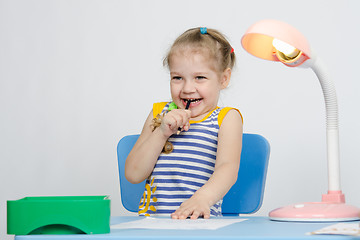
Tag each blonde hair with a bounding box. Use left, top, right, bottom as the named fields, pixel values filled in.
left=163, top=27, right=236, bottom=72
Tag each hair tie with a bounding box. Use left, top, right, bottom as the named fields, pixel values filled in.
left=231, top=47, right=234, bottom=53
left=200, top=27, right=207, bottom=34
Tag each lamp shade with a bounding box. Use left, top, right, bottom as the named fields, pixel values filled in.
left=241, top=19, right=312, bottom=65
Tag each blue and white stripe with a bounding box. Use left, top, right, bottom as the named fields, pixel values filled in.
left=139, top=102, right=223, bottom=216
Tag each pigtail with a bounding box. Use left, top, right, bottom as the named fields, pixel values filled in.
left=201, top=28, right=236, bottom=71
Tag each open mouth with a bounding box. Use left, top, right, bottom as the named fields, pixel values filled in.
left=182, top=98, right=202, bottom=105
left=182, top=98, right=202, bottom=103
left=181, top=98, right=202, bottom=109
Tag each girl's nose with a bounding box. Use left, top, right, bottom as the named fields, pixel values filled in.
left=182, top=79, right=196, bottom=93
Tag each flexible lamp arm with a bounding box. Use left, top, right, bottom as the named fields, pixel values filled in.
left=306, top=57, right=341, bottom=192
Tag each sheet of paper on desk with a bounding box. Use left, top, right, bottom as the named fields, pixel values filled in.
left=309, top=223, right=360, bottom=236
left=111, top=217, right=247, bottom=230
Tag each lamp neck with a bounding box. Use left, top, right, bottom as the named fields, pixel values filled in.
left=310, top=57, right=341, bottom=191
left=311, top=58, right=339, bottom=131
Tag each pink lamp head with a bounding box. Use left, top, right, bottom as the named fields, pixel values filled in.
left=241, top=19, right=312, bottom=67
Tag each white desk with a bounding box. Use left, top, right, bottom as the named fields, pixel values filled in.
left=14, top=216, right=360, bottom=240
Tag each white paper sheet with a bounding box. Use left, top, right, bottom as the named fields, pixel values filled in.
left=111, top=217, right=247, bottom=230
left=309, top=223, right=360, bottom=236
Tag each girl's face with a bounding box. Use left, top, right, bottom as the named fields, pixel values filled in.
left=169, top=49, right=231, bottom=121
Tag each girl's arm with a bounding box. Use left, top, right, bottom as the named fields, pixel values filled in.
left=125, top=109, right=191, bottom=184
left=171, top=109, right=243, bottom=219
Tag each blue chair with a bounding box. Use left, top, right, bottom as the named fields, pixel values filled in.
left=117, top=133, right=270, bottom=216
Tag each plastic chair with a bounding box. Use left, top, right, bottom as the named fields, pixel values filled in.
left=117, top=133, right=270, bottom=216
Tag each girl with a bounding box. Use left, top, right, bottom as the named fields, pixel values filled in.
left=125, top=27, right=243, bottom=219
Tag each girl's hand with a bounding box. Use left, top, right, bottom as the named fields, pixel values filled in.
left=170, top=193, right=211, bottom=220
left=160, top=109, right=191, bottom=137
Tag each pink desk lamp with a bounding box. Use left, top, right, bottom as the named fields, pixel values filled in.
left=241, top=19, right=360, bottom=222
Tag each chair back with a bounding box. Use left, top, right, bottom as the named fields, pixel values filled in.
left=117, top=133, right=270, bottom=215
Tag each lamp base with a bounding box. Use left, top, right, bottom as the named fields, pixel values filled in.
left=269, top=202, right=360, bottom=222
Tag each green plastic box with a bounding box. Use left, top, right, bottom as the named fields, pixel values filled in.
left=7, top=196, right=110, bottom=235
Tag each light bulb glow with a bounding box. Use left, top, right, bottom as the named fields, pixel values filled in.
left=272, top=38, right=303, bottom=66
left=272, top=38, right=298, bottom=56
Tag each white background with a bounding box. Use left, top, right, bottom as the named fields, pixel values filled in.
left=1, top=0, right=360, bottom=239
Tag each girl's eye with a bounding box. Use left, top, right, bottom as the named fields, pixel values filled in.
left=172, top=76, right=182, bottom=80
left=196, top=76, right=206, bottom=80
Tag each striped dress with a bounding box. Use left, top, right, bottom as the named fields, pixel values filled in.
left=138, top=102, right=240, bottom=217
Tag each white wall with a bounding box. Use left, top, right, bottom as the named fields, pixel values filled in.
left=1, top=0, right=360, bottom=239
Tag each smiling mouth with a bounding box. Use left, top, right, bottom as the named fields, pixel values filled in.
left=182, top=98, right=202, bottom=104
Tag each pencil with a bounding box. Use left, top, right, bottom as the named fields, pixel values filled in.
left=177, top=100, right=191, bottom=135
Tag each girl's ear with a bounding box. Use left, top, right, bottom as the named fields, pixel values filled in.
left=220, top=68, right=231, bottom=89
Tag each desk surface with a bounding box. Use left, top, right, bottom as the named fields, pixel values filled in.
left=14, top=216, right=360, bottom=240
